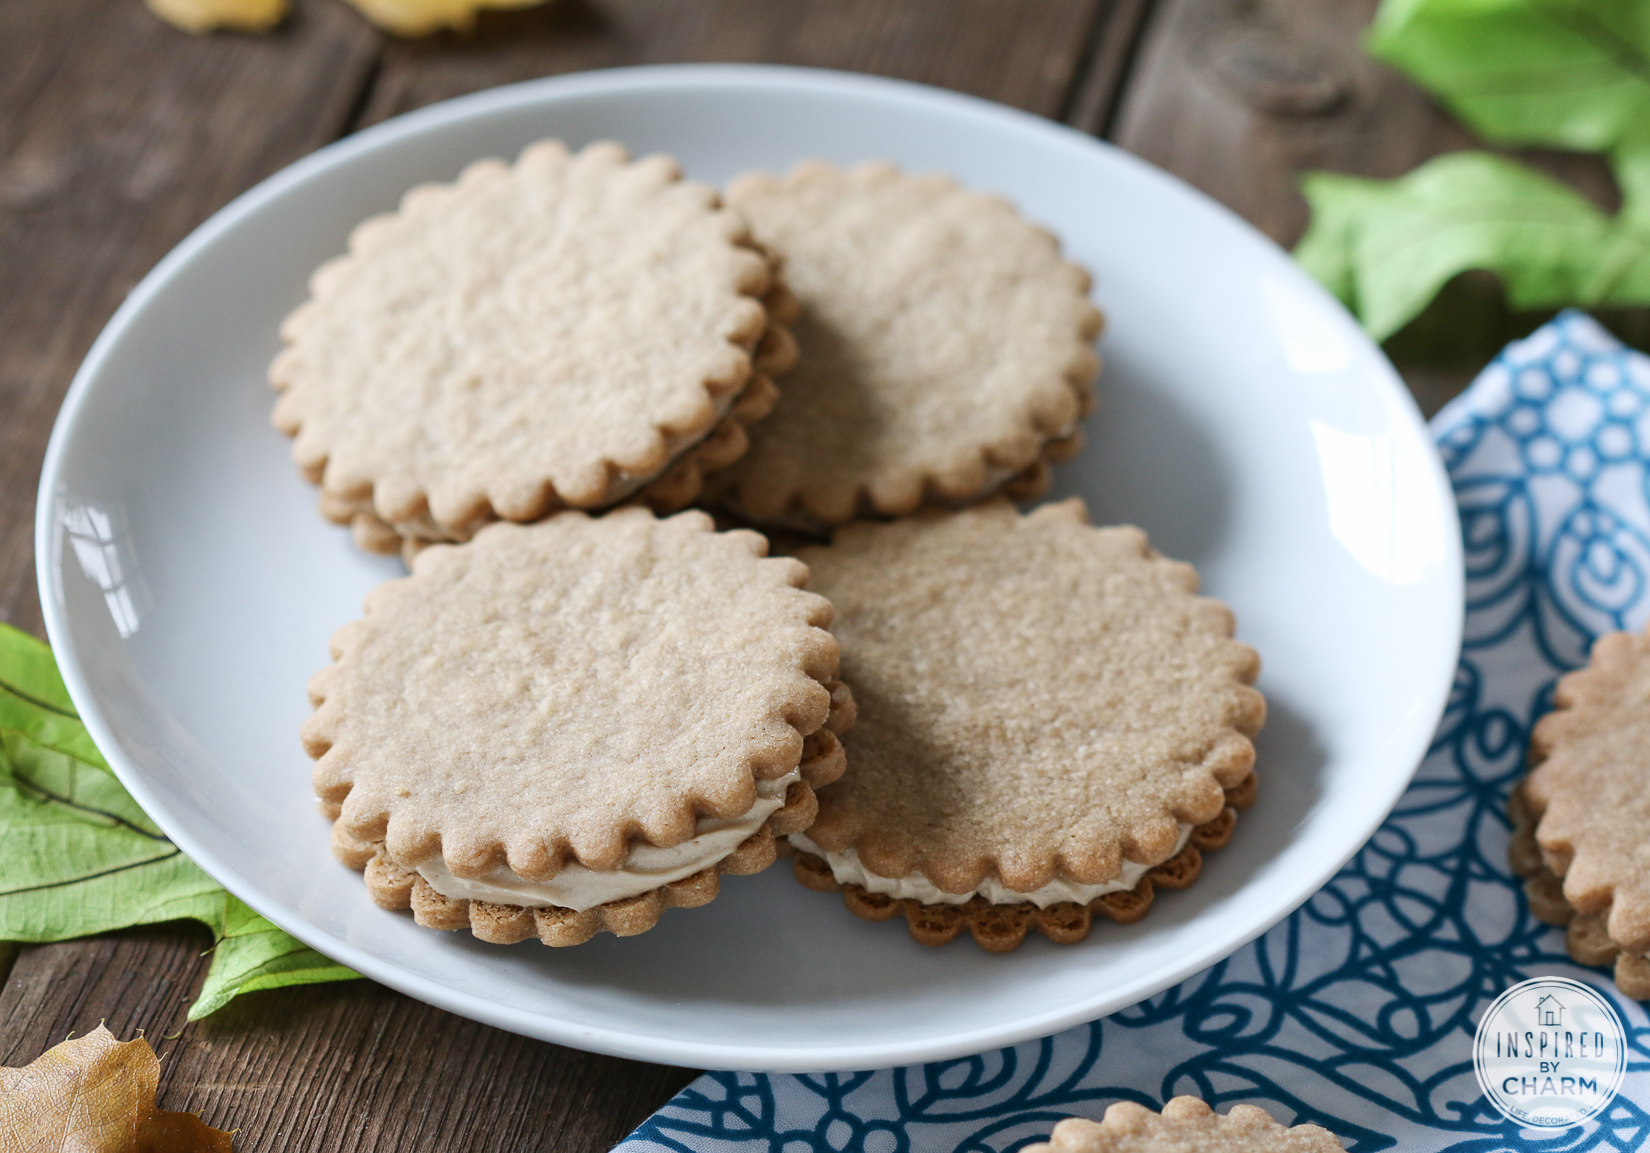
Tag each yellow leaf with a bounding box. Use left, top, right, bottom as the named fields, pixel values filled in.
left=144, top=0, right=287, bottom=34
left=343, top=0, right=548, bottom=36
left=0, top=1025, right=232, bottom=1153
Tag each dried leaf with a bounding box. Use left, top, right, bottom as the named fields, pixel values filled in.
left=144, top=0, right=288, bottom=33
left=0, top=1025, right=232, bottom=1152
left=343, top=0, right=549, bottom=36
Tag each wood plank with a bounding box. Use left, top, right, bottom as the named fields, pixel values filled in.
left=1104, top=0, right=1635, bottom=414
left=0, top=929, right=694, bottom=1151
left=1112, top=0, right=1624, bottom=244
left=0, top=0, right=380, bottom=639
left=1061, top=0, right=1155, bottom=137
left=359, top=0, right=1104, bottom=126
left=1110, top=0, right=1458, bottom=248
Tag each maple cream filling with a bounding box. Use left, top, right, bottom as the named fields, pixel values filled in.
left=788, top=823, right=1194, bottom=909
left=415, top=766, right=798, bottom=911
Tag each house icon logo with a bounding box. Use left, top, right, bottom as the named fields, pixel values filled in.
left=1535, top=994, right=1564, bottom=1027
left=1475, top=977, right=1625, bottom=1128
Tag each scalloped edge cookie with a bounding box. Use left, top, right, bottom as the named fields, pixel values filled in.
left=272, top=140, right=793, bottom=551
left=1026, top=1097, right=1343, bottom=1153
left=705, top=161, right=1103, bottom=531
left=337, top=715, right=854, bottom=946
left=305, top=508, right=853, bottom=942
left=1509, top=625, right=1650, bottom=996
left=1510, top=782, right=1650, bottom=999
left=794, top=773, right=1255, bottom=952
left=790, top=500, right=1265, bottom=920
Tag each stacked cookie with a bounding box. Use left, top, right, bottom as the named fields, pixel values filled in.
left=711, top=163, right=1260, bottom=951
left=703, top=162, right=1101, bottom=528
left=272, top=140, right=791, bottom=561
left=789, top=502, right=1261, bottom=952
left=309, top=510, right=850, bottom=946
left=275, top=142, right=1264, bottom=949
left=1510, top=625, right=1650, bottom=998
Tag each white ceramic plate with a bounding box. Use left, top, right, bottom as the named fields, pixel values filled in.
left=36, top=65, right=1462, bottom=1073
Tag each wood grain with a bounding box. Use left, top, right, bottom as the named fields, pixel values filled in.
left=0, top=0, right=378, bottom=640
left=0, top=929, right=694, bottom=1151
left=1062, top=0, right=1155, bottom=138
left=359, top=0, right=1104, bottom=127
left=1112, top=0, right=1455, bottom=248
left=1108, top=0, right=1637, bottom=413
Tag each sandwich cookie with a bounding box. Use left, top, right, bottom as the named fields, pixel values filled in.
left=1511, top=624, right=1650, bottom=997
left=790, top=499, right=1263, bottom=952
left=305, top=507, right=853, bottom=945
left=705, top=162, right=1103, bottom=531
left=271, top=139, right=794, bottom=559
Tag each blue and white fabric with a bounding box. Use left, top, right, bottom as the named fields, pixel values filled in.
left=622, top=312, right=1650, bottom=1152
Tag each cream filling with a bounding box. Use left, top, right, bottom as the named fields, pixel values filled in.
left=416, top=766, right=798, bottom=911
left=789, top=823, right=1195, bottom=909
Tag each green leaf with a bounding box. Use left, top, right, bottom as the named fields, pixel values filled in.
left=1296, top=0, right=1650, bottom=336
left=0, top=625, right=108, bottom=772
left=1298, top=151, right=1650, bottom=339
left=1368, top=0, right=1650, bottom=216
left=0, top=623, right=358, bottom=1016
left=188, top=896, right=357, bottom=1021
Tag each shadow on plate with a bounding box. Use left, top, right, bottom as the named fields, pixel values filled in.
left=1048, top=348, right=1232, bottom=569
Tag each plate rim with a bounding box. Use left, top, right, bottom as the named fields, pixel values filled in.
left=34, top=62, right=1465, bottom=1073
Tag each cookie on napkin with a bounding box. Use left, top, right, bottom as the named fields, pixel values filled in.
left=788, top=499, right=1263, bottom=952
left=305, top=507, right=853, bottom=945
left=1027, top=1098, right=1343, bottom=1153
left=704, top=161, right=1104, bottom=530
left=1510, top=623, right=1650, bottom=997
left=270, top=139, right=793, bottom=558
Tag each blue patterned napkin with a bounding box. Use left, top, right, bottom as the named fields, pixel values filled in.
left=622, top=312, right=1650, bottom=1153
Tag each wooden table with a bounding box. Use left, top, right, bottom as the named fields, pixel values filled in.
left=0, top=1, right=1537, bottom=1147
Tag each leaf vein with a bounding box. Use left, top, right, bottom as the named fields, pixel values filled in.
left=12, top=776, right=172, bottom=842
left=0, top=678, right=78, bottom=720
left=1532, top=0, right=1650, bottom=87
left=0, top=847, right=183, bottom=897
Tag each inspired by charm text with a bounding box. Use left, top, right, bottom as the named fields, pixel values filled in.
left=1475, top=979, right=1626, bottom=1128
